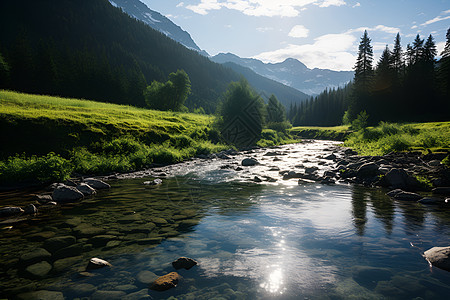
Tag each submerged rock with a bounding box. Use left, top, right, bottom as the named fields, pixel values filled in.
left=172, top=257, right=198, bottom=270
left=83, top=178, right=111, bottom=189
left=392, top=191, right=422, bottom=201
left=25, top=261, right=52, bottom=278
left=424, top=246, right=450, bottom=271
left=0, top=207, right=24, bottom=218
left=52, top=185, right=84, bottom=203
left=16, top=290, right=64, bottom=300
left=20, top=248, right=51, bottom=266
left=43, top=236, right=77, bottom=253
left=149, top=272, right=181, bottom=291
left=86, top=257, right=112, bottom=270
left=91, top=290, right=126, bottom=300
left=143, top=179, right=163, bottom=186
left=136, top=270, right=158, bottom=284
left=418, top=197, right=445, bottom=205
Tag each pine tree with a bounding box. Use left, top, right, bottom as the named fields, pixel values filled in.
left=437, top=28, right=450, bottom=117
left=354, top=30, right=374, bottom=91
left=423, top=35, right=437, bottom=63
left=412, top=34, right=424, bottom=64
left=391, top=33, right=404, bottom=76
left=351, top=30, right=374, bottom=120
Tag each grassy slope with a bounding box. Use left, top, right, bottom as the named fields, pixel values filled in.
left=0, top=90, right=295, bottom=185
left=289, top=125, right=351, bottom=141
left=0, top=90, right=227, bottom=184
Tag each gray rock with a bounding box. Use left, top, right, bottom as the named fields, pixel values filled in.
left=172, top=257, right=198, bottom=270
left=321, top=177, right=335, bottom=185
left=0, top=206, right=24, bottom=217
left=392, top=191, right=422, bottom=201
left=25, top=261, right=52, bottom=278
left=91, top=291, right=126, bottom=300
left=137, top=270, right=158, bottom=284
left=241, top=158, right=258, bottom=166
left=52, top=256, right=82, bottom=274
left=252, top=176, right=262, bottom=183
left=52, top=185, right=83, bottom=203
left=283, top=171, right=302, bottom=180
left=424, top=246, right=450, bottom=271
left=67, top=283, right=97, bottom=297
left=83, top=178, right=111, bottom=189
left=305, top=166, right=318, bottom=174
left=383, top=168, right=419, bottom=190
left=264, top=151, right=282, bottom=156
left=73, top=223, right=106, bottom=237
left=76, top=183, right=96, bottom=196
left=418, top=197, right=445, bottom=205
left=123, top=289, right=152, bottom=300
left=43, top=236, right=76, bottom=253
left=32, top=194, right=53, bottom=204
left=386, top=189, right=404, bottom=197
left=356, top=162, right=380, bottom=178
left=16, top=290, right=64, bottom=300
left=86, top=257, right=112, bottom=270
left=53, top=243, right=84, bottom=259
left=324, top=153, right=337, bottom=160
left=20, top=248, right=51, bottom=265
left=428, top=160, right=442, bottom=167
left=23, top=204, right=38, bottom=215
left=143, top=178, right=162, bottom=186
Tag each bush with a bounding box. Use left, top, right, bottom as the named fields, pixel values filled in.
left=351, top=111, right=369, bottom=131
left=0, top=153, right=72, bottom=184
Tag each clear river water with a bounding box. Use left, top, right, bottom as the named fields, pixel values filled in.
left=1, top=141, right=450, bottom=299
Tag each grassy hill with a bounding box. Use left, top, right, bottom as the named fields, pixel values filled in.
left=0, top=90, right=227, bottom=185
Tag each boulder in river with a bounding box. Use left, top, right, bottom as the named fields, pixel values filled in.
left=25, top=261, right=52, bottom=278
left=172, top=257, right=198, bottom=270
left=356, top=162, right=380, bottom=178
left=143, top=179, right=162, bottom=186
left=32, top=194, right=53, bottom=204
left=382, top=168, right=419, bottom=190
left=23, top=204, right=38, bottom=215
left=16, top=290, right=64, bottom=300
left=76, top=183, right=96, bottom=196
left=52, top=185, right=84, bottom=203
left=241, top=158, right=258, bottom=166
left=149, top=272, right=181, bottom=291
left=423, top=246, right=450, bottom=271
left=86, top=257, right=112, bottom=270
left=0, top=206, right=24, bottom=218
left=83, top=178, right=111, bottom=189
left=418, top=197, right=445, bottom=205
left=391, top=191, right=422, bottom=201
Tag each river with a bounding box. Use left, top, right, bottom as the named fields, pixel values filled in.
left=1, top=140, right=450, bottom=299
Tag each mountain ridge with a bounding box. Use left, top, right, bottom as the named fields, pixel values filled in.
left=211, top=53, right=354, bottom=95
left=110, top=0, right=208, bottom=56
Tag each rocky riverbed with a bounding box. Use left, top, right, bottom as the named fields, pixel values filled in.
left=1, top=140, right=449, bottom=299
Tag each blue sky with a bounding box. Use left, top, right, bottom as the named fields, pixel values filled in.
left=143, top=0, right=450, bottom=71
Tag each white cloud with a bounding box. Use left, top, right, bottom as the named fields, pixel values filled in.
left=318, top=0, right=346, bottom=8
left=176, top=2, right=185, bottom=8
left=421, top=15, right=450, bottom=26
left=288, top=25, right=309, bottom=38
left=352, top=2, right=360, bottom=8
left=347, top=25, right=400, bottom=35
left=411, top=25, right=418, bottom=29
left=253, top=33, right=357, bottom=71
left=186, top=0, right=343, bottom=17
left=437, top=42, right=445, bottom=57
left=444, top=9, right=450, bottom=15
left=256, top=27, right=274, bottom=32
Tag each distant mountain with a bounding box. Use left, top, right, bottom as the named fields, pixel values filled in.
left=222, top=62, right=309, bottom=108
left=110, top=0, right=208, bottom=56
left=211, top=53, right=354, bottom=95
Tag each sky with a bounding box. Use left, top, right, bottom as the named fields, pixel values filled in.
left=143, top=0, right=450, bottom=71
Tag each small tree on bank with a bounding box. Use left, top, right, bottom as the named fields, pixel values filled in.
left=144, top=69, right=191, bottom=111
left=218, top=78, right=265, bottom=148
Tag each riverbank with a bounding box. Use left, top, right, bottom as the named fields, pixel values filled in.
left=0, top=90, right=294, bottom=188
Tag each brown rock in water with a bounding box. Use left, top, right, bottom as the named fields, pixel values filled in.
left=86, top=258, right=112, bottom=270
left=424, top=246, right=450, bottom=271
left=172, top=257, right=198, bottom=270
left=149, top=272, right=181, bottom=291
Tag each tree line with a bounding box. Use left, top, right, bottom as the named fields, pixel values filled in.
left=290, top=28, right=450, bottom=126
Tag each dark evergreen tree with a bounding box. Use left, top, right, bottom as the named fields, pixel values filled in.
left=351, top=30, right=374, bottom=120
left=437, top=28, right=450, bottom=106
left=0, top=51, right=9, bottom=88
left=267, top=94, right=286, bottom=123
